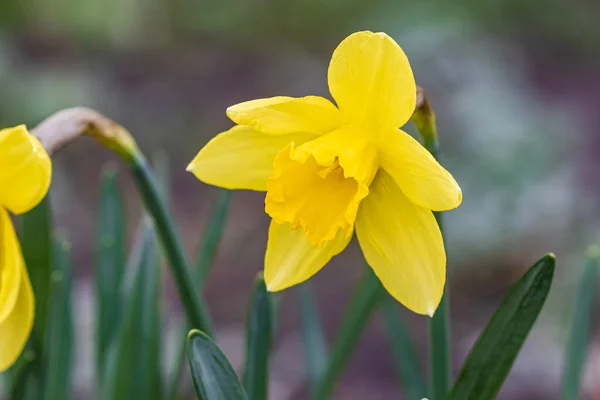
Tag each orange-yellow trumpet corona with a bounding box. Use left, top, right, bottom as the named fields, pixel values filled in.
left=0, top=125, right=52, bottom=370
left=188, top=31, right=461, bottom=316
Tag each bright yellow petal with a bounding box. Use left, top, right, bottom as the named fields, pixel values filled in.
left=0, top=207, right=34, bottom=372
left=265, top=132, right=375, bottom=246
left=356, top=171, right=445, bottom=316
left=264, top=221, right=351, bottom=291
left=328, top=31, right=416, bottom=132
left=0, top=264, right=34, bottom=372
left=0, top=125, right=52, bottom=214
left=187, top=125, right=318, bottom=191
left=226, top=96, right=343, bottom=135
left=291, top=127, right=378, bottom=185
left=378, top=128, right=462, bottom=211
left=0, top=208, right=22, bottom=324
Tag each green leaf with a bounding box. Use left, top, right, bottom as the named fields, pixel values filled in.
left=102, top=218, right=161, bottom=400
left=43, top=238, right=74, bottom=400
left=13, top=195, right=53, bottom=399
left=195, top=190, right=232, bottom=282
left=187, top=330, right=248, bottom=400
left=96, top=166, right=127, bottom=382
left=315, top=269, right=384, bottom=400
left=382, top=296, right=427, bottom=400
left=561, top=247, right=599, bottom=400
left=20, top=195, right=53, bottom=353
left=243, top=276, right=274, bottom=400
left=166, top=189, right=232, bottom=400
left=128, top=154, right=213, bottom=336
left=449, top=253, right=556, bottom=400
left=298, top=284, right=327, bottom=397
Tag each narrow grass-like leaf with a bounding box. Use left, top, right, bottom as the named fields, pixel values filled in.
left=43, top=238, right=74, bottom=400
left=96, top=166, right=126, bottom=383
left=298, top=284, right=327, bottom=397
left=382, top=296, right=427, bottom=400
left=187, top=330, right=248, bottom=400
left=195, top=190, right=232, bottom=282
left=20, top=196, right=53, bottom=352
left=128, top=153, right=213, bottom=336
left=315, top=270, right=384, bottom=400
left=449, top=254, right=556, bottom=400
left=243, top=276, right=274, bottom=400
left=166, top=189, right=232, bottom=400
left=14, top=195, right=53, bottom=399
left=102, top=219, right=161, bottom=400
left=561, top=247, right=599, bottom=400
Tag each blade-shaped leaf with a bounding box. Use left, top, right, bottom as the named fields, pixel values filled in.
left=315, top=269, right=385, bottom=400
left=243, top=276, right=274, bottom=400
left=20, top=195, right=53, bottom=351
left=298, top=284, right=327, bottom=397
left=166, top=189, right=232, bottom=400
left=187, top=330, right=248, bottom=400
left=382, top=296, right=427, bottom=400
left=96, top=166, right=126, bottom=382
left=449, top=254, right=556, bottom=400
left=43, top=238, right=74, bottom=400
left=102, top=218, right=161, bottom=400
left=13, top=195, right=53, bottom=400
left=561, top=247, right=599, bottom=400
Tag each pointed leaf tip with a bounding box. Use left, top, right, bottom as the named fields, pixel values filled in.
left=449, top=253, right=555, bottom=400
left=187, top=329, right=248, bottom=400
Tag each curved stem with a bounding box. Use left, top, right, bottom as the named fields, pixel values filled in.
left=32, top=108, right=214, bottom=337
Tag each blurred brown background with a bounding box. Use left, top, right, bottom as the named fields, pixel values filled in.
left=3, top=0, right=600, bottom=398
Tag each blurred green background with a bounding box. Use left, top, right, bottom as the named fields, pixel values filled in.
left=3, top=0, right=600, bottom=398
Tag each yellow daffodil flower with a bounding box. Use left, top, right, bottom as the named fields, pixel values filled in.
left=188, top=31, right=461, bottom=316
left=0, top=125, right=52, bottom=371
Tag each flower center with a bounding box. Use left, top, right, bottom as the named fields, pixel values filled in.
left=265, top=142, right=369, bottom=247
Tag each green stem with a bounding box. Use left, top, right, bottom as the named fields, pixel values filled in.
left=315, top=271, right=384, bottom=400
left=412, top=88, right=450, bottom=399
left=428, top=291, right=450, bottom=399
left=128, top=152, right=214, bottom=337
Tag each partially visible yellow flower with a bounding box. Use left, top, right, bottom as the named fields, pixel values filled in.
left=0, top=125, right=52, bottom=371
left=188, top=31, right=462, bottom=316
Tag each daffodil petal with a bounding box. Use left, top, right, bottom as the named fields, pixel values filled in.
left=187, top=125, right=318, bottom=191
left=328, top=31, right=416, bottom=131
left=378, top=129, right=462, bottom=211
left=356, top=171, right=445, bottom=316
left=0, top=207, right=34, bottom=372
left=226, top=96, right=343, bottom=135
left=264, top=221, right=351, bottom=291
left=0, top=125, right=52, bottom=214
left=0, top=263, right=34, bottom=372
left=0, top=208, right=22, bottom=324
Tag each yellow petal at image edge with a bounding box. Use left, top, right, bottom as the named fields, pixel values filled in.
left=264, top=221, right=351, bottom=291
left=0, top=208, right=34, bottom=372
left=226, top=96, right=343, bottom=135
left=0, top=268, right=33, bottom=372
left=378, top=128, right=462, bottom=212
left=187, top=125, right=318, bottom=191
left=0, top=208, right=23, bottom=323
left=328, top=31, right=416, bottom=131
left=0, top=125, right=52, bottom=215
left=355, top=171, right=445, bottom=316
